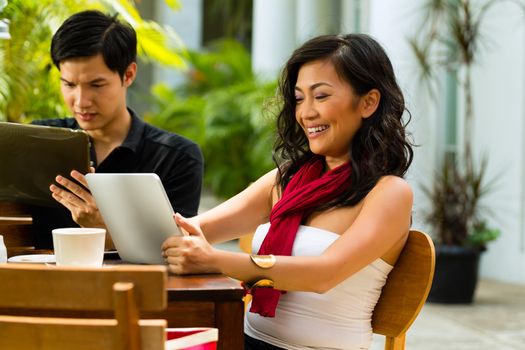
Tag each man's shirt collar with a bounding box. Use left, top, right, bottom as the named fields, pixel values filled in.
left=118, top=108, right=146, bottom=153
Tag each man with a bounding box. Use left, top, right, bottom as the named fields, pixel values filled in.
left=31, top=10, right=203, bottom=248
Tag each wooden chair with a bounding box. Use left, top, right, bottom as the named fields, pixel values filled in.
left=238, top=233, right=253, bottom=254
left=0, top=201, right=36, bottom=257
left=0, top=264, right=168, bottom=350
left=372, top=230, right=436, bottom=350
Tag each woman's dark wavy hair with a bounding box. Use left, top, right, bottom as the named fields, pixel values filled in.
left=273, top=33, right=414, bottom=209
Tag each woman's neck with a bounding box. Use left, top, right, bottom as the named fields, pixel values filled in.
left=324, top=155, right=350, bottom=171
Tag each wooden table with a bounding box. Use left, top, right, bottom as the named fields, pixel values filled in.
left=160, top=273, right=245, bottom=350
left=0, top=202, right=246, bottom=348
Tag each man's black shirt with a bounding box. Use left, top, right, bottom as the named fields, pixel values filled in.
left=31, top=109, right=203, bottom=248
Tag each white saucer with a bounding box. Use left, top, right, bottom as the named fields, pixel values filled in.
left=8, top=254, right=56, bottom=264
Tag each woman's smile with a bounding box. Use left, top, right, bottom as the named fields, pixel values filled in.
left=307, top=124, right=329, bottom=137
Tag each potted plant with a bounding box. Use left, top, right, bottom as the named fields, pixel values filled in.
left=408, top=0, right=521, bottom=303
left=421, top=156, right=499, bottom=303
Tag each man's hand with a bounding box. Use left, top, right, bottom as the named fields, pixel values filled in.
left=50, top=169, right=105, bottom=228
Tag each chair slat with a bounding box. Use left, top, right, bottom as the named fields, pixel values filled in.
left=114, top=282, right=142, bottom=350
left=0, top=316, right=166, bottom=350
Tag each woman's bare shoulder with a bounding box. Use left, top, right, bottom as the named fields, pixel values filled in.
left=370, top=175, right=413, bottom=199
left=359, top=175, right=413, bottom=215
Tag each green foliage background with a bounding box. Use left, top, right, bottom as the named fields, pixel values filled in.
left=146, top=40, right=278, bottom=199
left=0, top=0, right=186, bottom=122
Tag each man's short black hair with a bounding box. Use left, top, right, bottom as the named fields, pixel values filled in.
left=50, top=10, right=137, bottom=79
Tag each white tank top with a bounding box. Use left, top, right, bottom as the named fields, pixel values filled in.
left=244, top=223, right=393, bottom=350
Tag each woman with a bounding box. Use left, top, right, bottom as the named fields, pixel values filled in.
left=162, top=33, right=414, bottom=350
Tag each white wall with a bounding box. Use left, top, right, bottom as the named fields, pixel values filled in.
left=471, top=2, right=525, bottom=283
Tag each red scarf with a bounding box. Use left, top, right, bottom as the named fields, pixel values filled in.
left=249, top=156, right=351, bottom=317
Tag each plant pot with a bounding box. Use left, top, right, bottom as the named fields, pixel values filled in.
left=427, top=245, right=482, bottom=304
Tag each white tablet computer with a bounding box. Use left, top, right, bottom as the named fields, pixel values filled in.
left=85, top=173, right=183, bottom=264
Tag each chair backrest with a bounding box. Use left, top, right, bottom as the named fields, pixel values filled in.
left=0, top=263, right=168, bottom=350
left=372, top=230, right=436, bottom=350
left=0, top=201, right=35, bottom=257
left=238, top=233, right=253, bottom=254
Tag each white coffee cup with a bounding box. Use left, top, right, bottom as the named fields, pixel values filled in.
left=52, top=228, right=106, bottom=267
